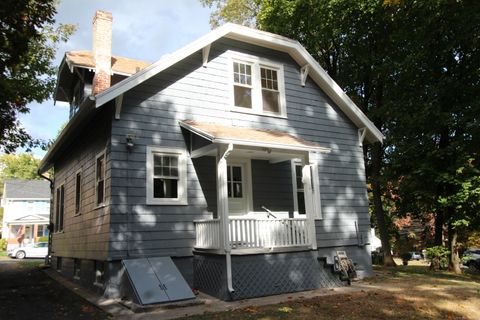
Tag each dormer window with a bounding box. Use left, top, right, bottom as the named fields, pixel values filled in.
left=229, top=52, right=286, bottom=117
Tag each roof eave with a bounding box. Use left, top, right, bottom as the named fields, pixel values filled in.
left=38, top=96, right=96, bottom=174
left=95, top=23, right=384, bottom=143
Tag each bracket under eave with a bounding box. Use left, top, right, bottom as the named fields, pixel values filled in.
left=300, top=64, right=310, bottom=87
left=358, top=127, right=367, bottom=146
left=115, top=94, right=124, bottom=120
left=202, top=44, right=211, bottom=67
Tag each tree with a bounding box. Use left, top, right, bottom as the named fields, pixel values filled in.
left=0, top=0, right=75, bottom=153
left=385, top=0, right=480, bottom=273
left=0, top=153, right=42, bottom=181
left=200, top=0, right=260, bottom=28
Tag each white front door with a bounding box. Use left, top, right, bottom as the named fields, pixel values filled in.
left=227, top=163, right=248, bottom=216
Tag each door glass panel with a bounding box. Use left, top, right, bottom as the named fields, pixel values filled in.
left=233, top=183, right=243, bottom=197
left=232, top=166, right=242, bottom=181
left=227, top=165, right=243, bottom=199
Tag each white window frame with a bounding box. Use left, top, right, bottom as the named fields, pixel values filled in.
left=228, top=51, right=287, bottom=118
left=95, top=151, right=106, bottom=207
left=291, top=160, right=306, bottom=218
left=55, top=183, right=65, bottom=232
left=146, top=146, right=188, bottom=205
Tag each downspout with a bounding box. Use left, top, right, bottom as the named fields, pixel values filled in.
left=219, top=143, right=234, bottom=294
left=38, top=170, right=54, bottom=265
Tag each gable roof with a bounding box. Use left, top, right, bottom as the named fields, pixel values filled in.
left=95, top=23, right=383, bottom=144
left=39, top=23, right=383, bottom=174
left=65, top=50, right=151, bottom=76
left=180, top=120, right=330, bottom=153
left=3, top=180, right=50, bottom=199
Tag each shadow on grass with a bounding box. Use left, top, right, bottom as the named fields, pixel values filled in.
left=372, top=264, right=480, bottom=284
left=177, top=265, right=480, bottom=320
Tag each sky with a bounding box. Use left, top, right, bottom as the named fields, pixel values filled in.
left=19, top=0, right=213, bottom=158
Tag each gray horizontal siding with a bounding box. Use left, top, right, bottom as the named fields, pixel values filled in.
left=52, top=107, right=113, bottom=261
left=109, top=37, right=370, bottom=260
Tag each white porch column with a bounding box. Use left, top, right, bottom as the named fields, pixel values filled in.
left=302, top=164, right=318, bottom=250
left=216, top=144, right=232, bottom=251
left=217, top=143, right=234, bottom=293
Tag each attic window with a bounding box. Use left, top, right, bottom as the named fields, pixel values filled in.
left=230, top=52, right=286, bottom=117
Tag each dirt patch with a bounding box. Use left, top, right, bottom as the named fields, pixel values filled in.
left=0, top=260, right=110, bottom=320
left=179, top=265, right=480, bottom=320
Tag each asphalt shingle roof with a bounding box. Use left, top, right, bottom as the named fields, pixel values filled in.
left=3, top=180, right=50, bottom=199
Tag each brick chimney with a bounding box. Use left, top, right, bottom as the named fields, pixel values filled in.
left=92, top=10, right=112, bottom=95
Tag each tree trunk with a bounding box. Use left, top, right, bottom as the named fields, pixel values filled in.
left=434, top=210, right=444, bottom=246
left=448, top=223, right=461, bottom=274
left=371, top=142, right=396, bottom=267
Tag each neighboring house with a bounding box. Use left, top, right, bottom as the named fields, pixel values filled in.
left=39, top=11, right=383, bottom=303
left=1, top=180, right=51, bottom=251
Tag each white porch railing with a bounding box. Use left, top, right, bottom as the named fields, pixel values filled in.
left=194, top=218, right=310, bottom=250
left=194, top=219, right=222, bottom=249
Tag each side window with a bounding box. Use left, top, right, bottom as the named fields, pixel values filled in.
left=146, top=147, right=187, bottom=205
left=55, top=185, right=65, bottom=232
left=95, top=153, right=105, bottom=206
left=75, top=171, right=82, bottom=215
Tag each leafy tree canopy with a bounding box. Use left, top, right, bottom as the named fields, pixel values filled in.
left=0, top=153, right=41, bottom=181
left=0, top=0, right=75, bottom=153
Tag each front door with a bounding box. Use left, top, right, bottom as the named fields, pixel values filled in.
left=227, top=163, right=248, bottom=216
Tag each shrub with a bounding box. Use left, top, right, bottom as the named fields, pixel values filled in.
left=0, top=238, right=7, bottom=251
left=426, top=246, right=450, bottom=270
left=37, top=236, right=48, bottom=243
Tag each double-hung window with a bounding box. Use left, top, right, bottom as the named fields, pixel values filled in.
left=230, top=52, right=286, bottom=117
left=55, top=184, right=65, bottom=232
left=75, top=170, right=82, bottom=215
left=95, top=152, right=106, bottom=206
left=146, top=147, right=187, bottom=205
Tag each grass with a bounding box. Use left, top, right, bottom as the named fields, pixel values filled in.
left=178, top=264, right=480, bottom=320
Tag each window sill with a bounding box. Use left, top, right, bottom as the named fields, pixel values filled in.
left=229, top=107, right=287, bottom=119
left=94, top=204, right=106, bottom=210
left=146, top=199, right=188, bottom=206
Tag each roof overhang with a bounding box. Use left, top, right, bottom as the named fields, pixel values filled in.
left=38, top=96, right=96, bottom=174
left=95, top=23, right=384, bottom=144
left=180, top=120, right=331, bottom=156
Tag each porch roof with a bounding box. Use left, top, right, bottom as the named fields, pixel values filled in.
left=180, top=120, right=330, bottom=153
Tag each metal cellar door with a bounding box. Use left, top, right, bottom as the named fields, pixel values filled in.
left=122, top=257, right=195, bottom=305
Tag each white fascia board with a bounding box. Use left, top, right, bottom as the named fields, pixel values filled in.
left=212, top=137, right=331, bottom=154
left=95, top=23, right=383, bottom=143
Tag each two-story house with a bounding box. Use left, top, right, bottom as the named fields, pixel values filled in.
left=39, top=10, right=383, bottom=304
left=1, top=180, right=51, bottom=251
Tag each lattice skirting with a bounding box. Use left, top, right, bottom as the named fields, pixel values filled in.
left=193, top=251, right=344, bottom=301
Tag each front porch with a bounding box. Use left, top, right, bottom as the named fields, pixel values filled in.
left=181, top=120, right=330, bottom=254
left=180, top=120, right=339, bottom=300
